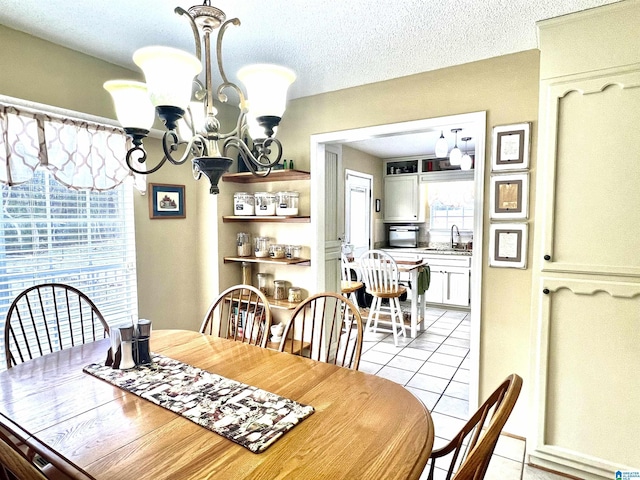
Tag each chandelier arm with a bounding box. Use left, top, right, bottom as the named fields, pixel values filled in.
left=192, top=161, right=203, bottom=180
left=236, top=144, right=271, bottom=177
left=125, top=146, right=170, bottom=175
left=192, top=78, right=207, bottom=103
left=223, top=136, right=282, bottom=171
left=215, top=18, right=246, bottom=106
left=175, top=7, right=202, bottom=61
left=162, top=131, right=208, bottom=166
left=258, top=137, right=283, bottom=168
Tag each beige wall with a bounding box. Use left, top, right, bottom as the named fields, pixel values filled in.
left=0, top=25, right=218, bottom=331
left=0, top=24, right=540, bottom=433
left=273, top=50, right=540, bottom=433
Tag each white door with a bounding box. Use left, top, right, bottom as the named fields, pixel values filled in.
left=345, top=170, right=372, bottom=258
left=323, top=145, right=343, bottom=293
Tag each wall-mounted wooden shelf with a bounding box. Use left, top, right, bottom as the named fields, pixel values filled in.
left=222, top=215, right=310, bottom=223
left=222, top=169, right=310, bottom=183
left=222, top=293, right=302, bottom=311
left=264, top=297, right=303, bottom=311
left=224, top=256, right=311, bottom=266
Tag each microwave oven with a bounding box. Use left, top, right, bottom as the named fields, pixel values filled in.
left=388, top=226, right=419, bottom=248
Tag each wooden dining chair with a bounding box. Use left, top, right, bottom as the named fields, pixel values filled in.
left=279, top=292, right=363, bottom=370
left=340, top=254, right=364, bottom=311
left=358, top=249, right=407, bottom=346
left=200, top=284, right=272, bottom=348
left=3, top=283, right=109, bottom=369
left=0, top=430, right=46, bottom=480
left=426, top=373, right=523, bottom=480
left=1, top=415, right=93, bottom=480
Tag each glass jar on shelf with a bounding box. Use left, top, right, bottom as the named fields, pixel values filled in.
left=254, top=192, right=277, bottom=216
left=256, top=273, right=271, bottom=296
left=237, top=232, right=251, bottom=257
left=269, top=244, right=285, bottom=259
left=233, top=192, right=255, bottom=216
left=275, top=191, right=299, bottom=216
left=285, top=245, right=302, bottom=259
left=273, top=280, right=288, bottom=300
left=287, top=287, right=302, bottom=303
left=254, top=236, right=270, bottom=257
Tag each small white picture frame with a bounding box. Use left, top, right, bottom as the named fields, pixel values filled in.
left=489, top=223, right=528, bottom=269
left=491, top=123, right=531, bottom=171
left=489, top=173, right=529, bottom=220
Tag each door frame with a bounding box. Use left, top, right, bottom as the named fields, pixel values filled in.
left=310, top=111, right=486, bottom=412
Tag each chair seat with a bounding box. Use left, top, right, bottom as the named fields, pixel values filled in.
left=366, top=285, right=407, bottom=299
left=341, top=280, right=364, bottom=294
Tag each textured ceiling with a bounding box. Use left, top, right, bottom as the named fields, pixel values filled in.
left=0, top=0, right=621, bottom=158
left=0, top=0, right=621, bottom=100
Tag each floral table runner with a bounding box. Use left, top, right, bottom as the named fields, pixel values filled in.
left=83, top=354, right=314, bottom=453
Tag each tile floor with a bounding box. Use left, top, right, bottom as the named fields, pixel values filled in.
left=358, top=306, right=569, bottom=480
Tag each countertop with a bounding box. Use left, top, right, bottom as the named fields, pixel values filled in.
left=382, top=247, right=473, bottom=257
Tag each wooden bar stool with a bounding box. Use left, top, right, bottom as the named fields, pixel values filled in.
left=358, top=250, right=407, bottom=346
left=341, top=254, right=364, bottom=311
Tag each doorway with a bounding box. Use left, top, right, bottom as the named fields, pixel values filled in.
left=309, top=111, right=486, bottom=413
left=344, top=170, right=372, bottom=259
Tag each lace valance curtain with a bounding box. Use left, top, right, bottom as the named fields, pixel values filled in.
left=427, top=180, right=475, bottom=208
left=0, top=104, right=142, bottom=192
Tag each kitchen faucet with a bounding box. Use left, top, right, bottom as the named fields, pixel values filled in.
left=451, top=224, right=460, bottom=249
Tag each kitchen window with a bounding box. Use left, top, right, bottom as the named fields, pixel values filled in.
left=428, top=180, right=475, bottom=231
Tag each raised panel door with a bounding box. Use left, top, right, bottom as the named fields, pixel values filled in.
left=383, top=175, right=419, bottom=222
left=443, top=270, right=470, bottom=307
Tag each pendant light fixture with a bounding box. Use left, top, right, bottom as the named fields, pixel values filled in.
left=449, top=128, right=463, bottom=166
left=434, top=130, right=448, bottom=158
left=104, top=1, right=296, bottom=194
left=461, top=136, right=473, bottom=171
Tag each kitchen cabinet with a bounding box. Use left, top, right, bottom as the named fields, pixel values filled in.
left=423, top=256, right=471, bottom=308
left=529, top=3, right=640, bottom=477
left=382, top=249, right=471, bottom=308
left=383, top=174, right=420, bottom=222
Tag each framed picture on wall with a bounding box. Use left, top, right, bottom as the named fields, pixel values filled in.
left=491, top=122, right=531, bottom=171
left=489, top=223, right=528, bottom=269
left=489, top=173, right=529, bottom=219
left=149, top=183, right=186, bottom=219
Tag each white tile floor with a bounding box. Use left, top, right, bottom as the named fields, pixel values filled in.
left=359, top=306, right=569, bottom=480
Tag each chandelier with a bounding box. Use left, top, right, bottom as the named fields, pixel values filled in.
left=104, top=1, right=296, bottom=194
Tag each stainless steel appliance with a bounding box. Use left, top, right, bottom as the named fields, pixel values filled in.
left=388, top=226, right=419, bottom=248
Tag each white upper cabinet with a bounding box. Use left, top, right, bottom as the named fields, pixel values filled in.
left=383, top=174, right=420, bottom=222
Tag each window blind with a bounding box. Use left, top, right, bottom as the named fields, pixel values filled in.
left=0, top=169, right=138, bottom=369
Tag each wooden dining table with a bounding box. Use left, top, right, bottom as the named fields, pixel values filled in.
left=0, top=329, right=434, bottom=479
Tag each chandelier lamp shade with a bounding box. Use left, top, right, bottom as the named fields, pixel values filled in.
left=434, top=130, right=448, bottom=158
left=448, top=128, right=463, bottom=166
left=461, top=136, right=473, bottom=171
left=103, top=1, right=296, bottom=194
